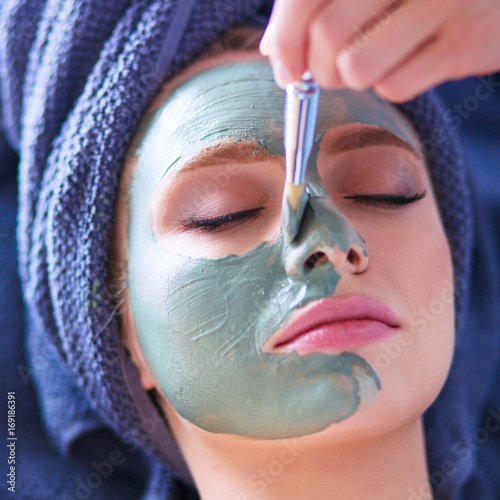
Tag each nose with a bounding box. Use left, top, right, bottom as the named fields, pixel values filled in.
left=284, top=196, right=369, bottom=280
left=302, top=244, right=367, bottom=273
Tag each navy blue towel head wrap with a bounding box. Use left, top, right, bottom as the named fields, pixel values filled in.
left=1, top=0, right=487, bottom=497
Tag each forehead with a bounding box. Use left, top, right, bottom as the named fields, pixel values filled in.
left=136, top=58, right=421, bottom=185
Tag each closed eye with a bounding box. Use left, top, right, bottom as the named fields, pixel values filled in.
left=179, top=191, right=425, bottom=233
left=344, top=190, right=426, bottom=207
left=181, top=207, right=264, bottom=232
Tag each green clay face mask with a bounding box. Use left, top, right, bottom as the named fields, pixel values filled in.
left=127, top=58, right=420, bottom=439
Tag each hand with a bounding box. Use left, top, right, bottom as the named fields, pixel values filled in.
left=259, top=0, right=500, bottom=102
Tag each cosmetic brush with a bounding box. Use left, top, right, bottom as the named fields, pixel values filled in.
left=282, top=71, right=320, bottom=244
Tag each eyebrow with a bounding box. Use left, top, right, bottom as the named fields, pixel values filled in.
left=322, top=126, right=420, bottom=156
left=178, top=141, right=283, bottom=174
left=177, top=126, right=420, bottom=174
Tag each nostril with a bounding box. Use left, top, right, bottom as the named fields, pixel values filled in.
left=304, top=251, right=328, bottom=271
left=347, top=248, right=359, bottom=266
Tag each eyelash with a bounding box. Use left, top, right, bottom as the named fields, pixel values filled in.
left=344, top=190, right=427, bottom=207
left=181, top=191, right=426, bottom=232
left=182, top=207, right=264, bottom=232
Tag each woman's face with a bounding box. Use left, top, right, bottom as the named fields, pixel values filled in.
left=121, top=55, right=454, bottom=441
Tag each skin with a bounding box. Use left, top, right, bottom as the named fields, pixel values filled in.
left=117, top=52, right=454, bottom=499
left=260, top=0, right=500, bottom=102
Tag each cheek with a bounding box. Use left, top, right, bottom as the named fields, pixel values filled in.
left=370, top=202, right=454, bottom=326
left=347, top=189, right=453, bottom=316
left=355, top=198, right=455, bottom=427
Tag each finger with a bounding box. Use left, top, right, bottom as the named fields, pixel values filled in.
left=308, top=0, right=397, bottom=88
left=259, top=0, right=282, bottom=56
left=337, top=0, right=443, bottom=90
left=308, top=0, right=391, bottom=88
left=372, top=35, right=462, bottom=102
left=259, top=14, right=275, bottom=56
left=262, top=0, right=330, bottom=86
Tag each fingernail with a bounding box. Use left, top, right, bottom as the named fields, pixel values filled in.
left=336, top=50, right=367, bottom=90
left=259, top=23, right=274, bottom=56
left=273, top=60, right=295, bottom=89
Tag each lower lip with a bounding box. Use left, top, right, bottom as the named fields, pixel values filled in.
left=276, top=320, right=397, bottom=352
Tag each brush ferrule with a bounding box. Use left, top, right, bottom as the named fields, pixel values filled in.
left=284, top=73, right=320, bottom=186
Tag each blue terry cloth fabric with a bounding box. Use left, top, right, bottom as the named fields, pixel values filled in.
left=432, top=74, right=500, bottom=499
left=0, top=112, right=150, bottom=498
left=0, top=0, right=498, bottom=498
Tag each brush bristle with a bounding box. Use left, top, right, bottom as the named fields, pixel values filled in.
left=285, top=182, right=304, bottom=213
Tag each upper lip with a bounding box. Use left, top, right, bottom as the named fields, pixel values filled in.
left=268, top=294, right=401, bottom=350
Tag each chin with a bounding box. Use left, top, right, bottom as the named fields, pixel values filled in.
left=287, top=319, right=455, bottom=448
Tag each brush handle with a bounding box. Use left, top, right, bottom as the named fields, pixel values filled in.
left=284, top=73, right=320, bottom=185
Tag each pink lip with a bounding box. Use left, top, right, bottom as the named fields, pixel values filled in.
left=270, top=295, right=400, bottom=353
